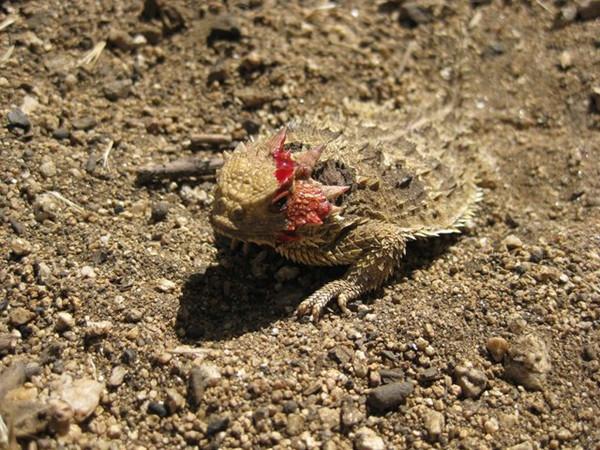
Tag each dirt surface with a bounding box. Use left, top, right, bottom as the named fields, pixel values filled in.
left=1, top=1, right=600, bottom=449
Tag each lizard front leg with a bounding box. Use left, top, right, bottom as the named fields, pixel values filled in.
left=295, top=225, right=407, bottom=321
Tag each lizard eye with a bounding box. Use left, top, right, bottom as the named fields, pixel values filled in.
left=231, top=206, right=245, bottom=221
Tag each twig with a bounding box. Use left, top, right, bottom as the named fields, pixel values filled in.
left=101, top=140, right=114, bottom=169
left=0, top=16, right=17, bottom=32
left=48, top=191, right=85, bottom=213
left=0, top=45, right=14, bottom=66
left=190, top=133, right=232, bottom=150
left=535, top=0, right=552, bottom=13
left=137, top=155, right=224, bottom=183
left=397, top=41, right=417, bottom=78
left=77, top=41, right=106, bottom=68
left=167, top=346, right=211, bottom=357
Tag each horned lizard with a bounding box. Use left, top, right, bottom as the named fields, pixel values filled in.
left=210, top=103, right=482, bottom=320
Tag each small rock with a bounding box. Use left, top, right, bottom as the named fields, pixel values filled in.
left=33, top=193, right=60, bottom=222
left=206, top=415, right=229, bottom=436
left=59, top=378, right=104, bottom=422
left=85, top=320, right=113, bottom=338
left=125, top=308, right=143, bottom=323
left=52, top=127, right=70, bottom=140
left=20, top=95, right=39, bottom=115
left=103, top=79, right=132, bottom=101
left=108, top=366, right=127, bottom=388
left=72, top=117, right=97, bottom=131
left=107, top=28, right=134, bottom=51
left=454, top=361, right=488, bottom=398
left=484, top=417, right=499, bottom=434
left=55, top=312, right=75, bottom=332
left=328, top=345, right=353, bottom=365
left=400, top=2, right=432, bottom=26
left=486, top=336, right=510, bottom=363
left=147, top=401, right=168, bottom=417
left=10, top=238, right=33, bottom=257
left=423, top=409, right=444, bottom=440
left=156, top=278, right=176, bottom=293
left=502, top=234, right=523, bottom=251
left=559, top=51, right=573, bottom=70
left=80, top=265, right=96, bottom=278
left=0, top=334, right=17, bottom=355
left=340, top=402, right=362, bottom=429
left=39, top=160, right=57, bottom=178
left=150, top=201, right=170, bottom=223
left=9, top=307, right=36, bottom=327
left=367, top=381, right=414, bottom=413
left=188, top=363, right=221, bottom=406
left=7, top=108, right=31, bottom=130
left=354, top=427, right=385, bottom=450
left=504, top=333, right=551, bottom=390
left=165, top=388, right=185, bottom=414
left=286, top=413, right=304, bottom=436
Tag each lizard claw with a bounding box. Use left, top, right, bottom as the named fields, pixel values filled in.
left=295, top=280, right=356, bottom=322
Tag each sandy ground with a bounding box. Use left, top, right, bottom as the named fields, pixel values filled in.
left=1, top=1, right=599, bottom=449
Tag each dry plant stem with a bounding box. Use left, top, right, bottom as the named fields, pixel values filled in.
left=137, top=156, right=224, bottom=182
left=190, top=133, right=232, bottom=148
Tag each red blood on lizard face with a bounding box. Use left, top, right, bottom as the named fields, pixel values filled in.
left=285, top=181, right=332, bottom=232
left=270, top=128, right=296, bottom=186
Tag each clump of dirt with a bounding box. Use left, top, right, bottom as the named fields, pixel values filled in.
left=1, top=1, right=599, bottom=449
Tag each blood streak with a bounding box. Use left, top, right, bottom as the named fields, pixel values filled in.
left=285, top=181, right=332, bottom=232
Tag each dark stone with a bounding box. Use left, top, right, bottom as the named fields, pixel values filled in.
left=282, top=400, right=298, bottom=414
left=328, top=345, right=353, bottom=365
left=121, top=348, right=137, bottom=364
left=147, top=401, right=168, bottom=417
left=103, top=79, right=132, bottom=101
left=367, top=381, right=414, bottom=413
left=206, top=415, right=229, bottom=436
left=52, top=128, right=70, bottom=140
left=7, top=108, right=31, bottom=131
left=151, top=201, right=170, bottom=223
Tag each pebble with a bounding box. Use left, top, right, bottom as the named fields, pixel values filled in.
left=33, top=193, right=60, bottom=222
left=275, top=265, right=300, bottom=282
left=39, top=160, right=57, bottom=178
left=504, top=333, right=551, bottom=390
left=107, top=28, right=134, bottom=51
left=559, top=51, right=573, bottom=70
left=147, top=401, right=168, bottom=417
left=9, top=307, right=36, bottom=327
left=59, top=378, right=104, bottom=422
left=55, top=312, right=75, bottom=332
left=188, top=363, right=221, bottom=406
left=328, top=345, right=353, bottom=365
left=454, top=361, right=488, bottom=398
left=354, top=427, right=385, bottom=450
left=125, top=308, right=143, bottom=323
left=506, top=442, right=533, bottom=450
left=165, top=388, right=185, bottom=414
left=7, top=107, right=31, bottom=130
left=286, top=414, right=304, bottom=436
left=80, top=265, right=96, bottom=278
left=340, top=402, right=362, bottom=429
left=156, top=278, right=176, bottom=293
left=150, top=201, right=170, bottom=223
left=108, top=366, right=128, bottom=387
left=486, top=336, right=510, bottom=363
left=502, top=234, right=523, bottom=250
left=367, top=381, right=414, bottom=413
left=103, top=79, right=132, bottom=101
left=85, top=320, right=113, bottom=338
left=206, top=416, right=229, bottom=436
left=72, top=116, right=97, bottom=131
left=423, top=409, right=444, bottom=440
left=591, top=86, right=600, bottom=113
left=10, top=238, right=33, bottom=257
left=0, top=334, right=17, bottom=355
left=484, top=417, right=499, bottom=434
left=52, top=127, right=70, bottom=140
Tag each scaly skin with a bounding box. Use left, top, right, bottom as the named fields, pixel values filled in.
left=210, top=103, right=482, bottom=321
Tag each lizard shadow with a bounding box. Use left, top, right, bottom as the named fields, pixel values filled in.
left=175, top=235, right=461, bottom=342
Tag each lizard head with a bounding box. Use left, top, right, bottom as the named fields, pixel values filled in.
left=211, top=127, right=349, bottom=246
